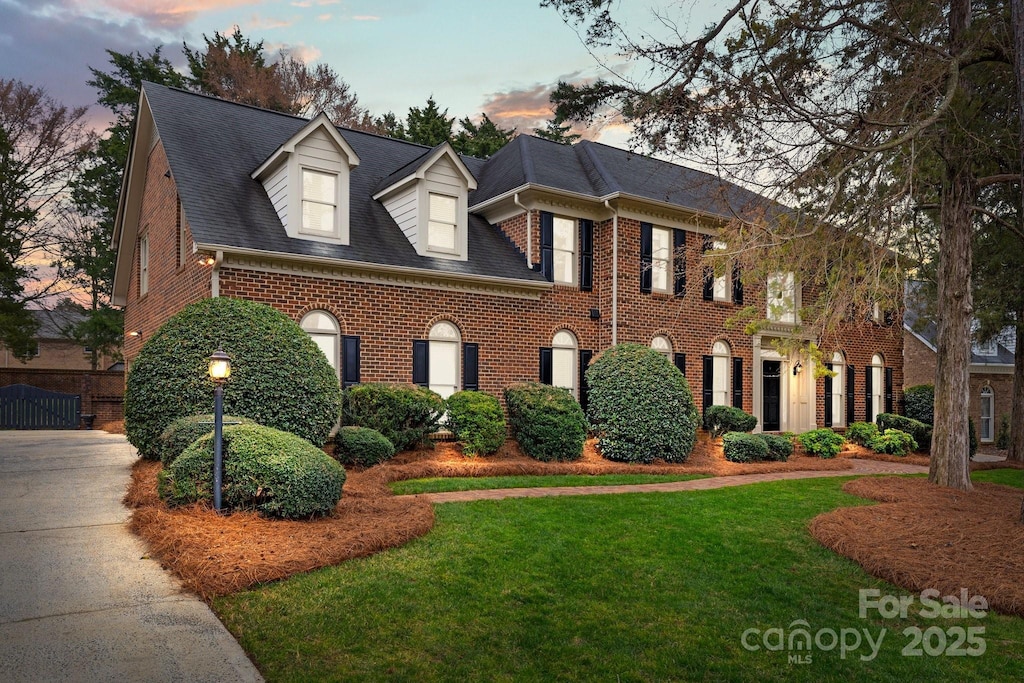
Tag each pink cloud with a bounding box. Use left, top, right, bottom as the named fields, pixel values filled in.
left=80, top=0, right=262, bottom=29
left=243, top=14, right=293, bottom=31
left=351, top=15, right=380, bottom=21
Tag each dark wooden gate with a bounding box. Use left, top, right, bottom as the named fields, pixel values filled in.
left=0, top=384, right=81, bottom=429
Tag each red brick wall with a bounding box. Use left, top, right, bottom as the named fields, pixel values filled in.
left=0, top=369, right=124, bottom=424
left=122, top=141, right=211, bottom=367
left=818, top=318, right=905, bottom=425
left=903, top=331, right=936, bottom=388
left=1, top=340, right=118, bottom=372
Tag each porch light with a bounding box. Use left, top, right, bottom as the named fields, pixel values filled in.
left=207, top=348, right=232, bottom=512
left=208, top=349, right=232, bottom=381
left=793, top=361, right=803, bottom=376
left=198, top=254, right=216, bottom=266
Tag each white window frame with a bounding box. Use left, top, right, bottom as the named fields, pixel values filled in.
left=300, top=167, right=339, bottom=238
left=980, top=386, right=994, bottom=442
left=651, top=335, right=672, bottom=360
left=428, top=321, right=461, bottom=400
left=552, top=216, right=577, bottom=286
left=301, top=311, right=341, bottom=380
left=552, top=330, right=578, bottom=398
left=712, top=340, right=731, bottom=407
left=870, top=353, right=884, bottom=423
left=651, top=227, right=672, bottom=293
left=767, top=271, right=796, bottom=324
left=139, top=233, right=149, bottom=296
left=712, top=240, right=729, bottom=302
left=830, top=352, right=845, bottom=427
left=976, top=339, right=998, bottom=356
left=426, top=192, right=459, bottom=255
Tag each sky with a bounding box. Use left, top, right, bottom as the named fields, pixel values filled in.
left=0, top=0, right=717, bottom=147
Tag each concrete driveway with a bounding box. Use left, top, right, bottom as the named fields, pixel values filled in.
left=0, top=430, right=262, bottom=682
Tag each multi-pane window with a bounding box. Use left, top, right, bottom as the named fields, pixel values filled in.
left=651, top=227, right=672, bottom=292
left=767, top=271, right=796, bottom=324
left=712, top=241, right=729, bottom=301
left=831, top=352, right=845, bottom=427
left=869, top=353, right=884, bottom=423
left=552, top=330, right=578, bottom=397
left=552, top=216, right=576, bottom=284
left=301, top=169, right=337, bottom=235
left=427, top=193, right=458, bottom=253
left=139, top=233, right=149, bottom=296
left=712, top=340, right=730, bottom=406
left=980, top=387, right=994, bottom=441
left=651, top=335, right=672, bottom=359
left=301, top=311, right=340, bottom=378
left=429, top=321, right=461, bottom=400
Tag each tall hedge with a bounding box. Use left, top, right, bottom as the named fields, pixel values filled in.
left=903, top=384, right=935, bottom=425
left=125, top=298, right=341, bottom=459
left=446, top=390, right=507, bottom=455
left=504, top=382, right=586, bottom=462
left=585, top=343, right=699, bottom=463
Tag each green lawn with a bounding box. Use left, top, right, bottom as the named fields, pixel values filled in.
left=390, top=472, right=711, bottom=494
left=215, top=477, right=1024, bottom=681
left=972, top=468, right=1024, bottom=488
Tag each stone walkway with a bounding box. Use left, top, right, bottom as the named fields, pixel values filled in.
left=418, top=458, right=929, bottom=504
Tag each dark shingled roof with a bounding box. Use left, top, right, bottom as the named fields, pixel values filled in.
left=904, top=282, right=1015, bottom=365
left=144, top=83, right=543, bottom=283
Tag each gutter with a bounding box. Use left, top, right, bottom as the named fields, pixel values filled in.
left=604, top=199, right=618, bottom=346
left=513, top=192, right=532, bottom=266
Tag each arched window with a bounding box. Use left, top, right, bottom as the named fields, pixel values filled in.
left=301, top=311, right=340, bottom=378
left=651, top=335, right=672, bottom=359
left=980, top=386, right=994, bottom=442
left=870, top=353, right=884, bottom=423
left=429, top=321, right=461, bottom=400
left=712, top=340, right=731, bottom=406
left=552, top=330, right=579, bottom=398
left=831, top=351, right=845, bottom=427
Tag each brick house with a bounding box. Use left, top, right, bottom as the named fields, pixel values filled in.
left=1, top=308, right=119, bottom=371
left=112, top=83, right=903, bottom=434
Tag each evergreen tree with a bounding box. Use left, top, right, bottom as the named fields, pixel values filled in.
left=404, top=96, right=454, bottom=147
left=533, top=118, right=581, bottom=144
left=453, top=113, right=516, bottom=158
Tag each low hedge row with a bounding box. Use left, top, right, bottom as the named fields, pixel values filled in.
left=504, top=382, right=586, bottom=462
left=332, top=426, right=395, bottom=468
left=157, top=413, right=255, bottom=466
left=704, top=405, right=758, bottom=438
left=876, top=413, right=931, bottom=452
left=723, top=432, right=793, bottom=463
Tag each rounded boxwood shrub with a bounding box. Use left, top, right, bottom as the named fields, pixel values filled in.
left=723, top=432, right=769, bottom=463
left=868, top=428, right=918, bottom=456
left=157, top=413, right=255, bottom=466
left=332, top=426, right=396, bottom=468
left=504, top=382, right=586, bottom=462
left=876, top=413, right=932, bottom=452
left=798, top=428, right=845, bottom=459
left=342, top=383, right=444, bottom=451
left=759, top=433, right=793, bottom=462
left=125, top=298, right=341, bottom=460
left=904, top=384, right=934, bottom=425
left=446, top=390, right=506, bottom=455
left=845, top=421, right=879, bottom=446
left=158, top=423, right=345, bottom=518
left=585, top=343, right=699, bottom=463
left=703, top=405, right=758, bottom=438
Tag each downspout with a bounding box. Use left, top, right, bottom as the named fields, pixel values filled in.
left=211, top=250, right=223, bottom=298
left=513, top=193, right=532, bottom=266
left=604, top=199, right=618, bottom=346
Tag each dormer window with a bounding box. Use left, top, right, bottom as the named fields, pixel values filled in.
left=301, top=169, right=338, bottom=236
left=427, top=193, right=458, bottom=253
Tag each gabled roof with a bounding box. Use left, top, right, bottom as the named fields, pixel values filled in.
left=251, top=112, right=361, bottom=180
left=903, top=281, right=1016, bottom=366
left=31, top=308, right=86, bottom=340
left=372, top=141, right=477, bottom=199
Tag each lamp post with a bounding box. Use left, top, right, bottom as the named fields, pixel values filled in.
left=208, top=349, right=232, bottom=512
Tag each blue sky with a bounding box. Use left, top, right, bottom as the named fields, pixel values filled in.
left=0, top=0, right=717, bottom=147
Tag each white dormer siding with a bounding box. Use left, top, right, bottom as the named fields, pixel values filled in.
left=373, top=144, right=477, bottom=262
left=252, top=114, right=360, bottom=246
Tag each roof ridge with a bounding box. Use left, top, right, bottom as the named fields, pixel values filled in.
left=519, top=135, right=537, bottom=184
left=576, top=140, right=621, bottom=194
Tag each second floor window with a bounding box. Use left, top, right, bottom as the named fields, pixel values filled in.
left=139, top=233, right=149, bottom=296
left=767, top=271, right=796, bottom=324
left=301, top=169, right=337, bottom=236
left=427, top=193, right=458, bottom=253
left=651, top=227, right=671, bottom=292
left=552, top=216, right=576, bottom=284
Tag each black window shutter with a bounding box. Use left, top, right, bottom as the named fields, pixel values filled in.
left=539, top=347, right=553, bottom=384
left=412, top=340, right=429, bottom=387
left=883, top=310, right=895, bottom=327
left=823, top=363, right=833, bottom=427
left=732, top=357, right=743, bottom=409
left=342, top=335, right=361, bottom=388
left=732, top=265, right=743, bottom=305
left=674, top=352, right=687, bottom=376
left=884, top=366, right=893, bottom=414
left=579, top=219, right=594, bottom=292
left=673, top=229, right=687, bottom=296
left=864, top=366, right=873, bottom=422
left=540, top=211, right=554, bottom=281
left=702, top=235, right=714, bottom=300
left=462, top=343, right=479, bottom=391
left=702, top=354, right=714, bottom=413
left=846, top=365, right=856, bottom=426
left=579, top=349, right=593, bottom=412
left=640, top=222, right=653, bottom=294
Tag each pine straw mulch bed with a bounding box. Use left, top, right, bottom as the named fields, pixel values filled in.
left=810, top=476, right=1024, bottom=616
left=125, top=435, right=856, bottom=599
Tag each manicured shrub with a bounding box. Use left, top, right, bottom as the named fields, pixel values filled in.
left=798, top=428, right=845, bottom=459
left=125, top=298, right=341, bottom=459
left=722, top=432, right=769, bottom=463
left=845, top=421, right=879, bottom=446
left=158, top=424, right=345, bottom=518
left=332, top=426, right=395, bottom=468
left=903, top=384, right=935, bottom=425
left=446, top=390, right=506, bottom=455
left=969, top=418, right=978, bottom=457
left=157, top=413, right=255, bottom=466
left=877, top=413, right=932, bottom=452
left=868, top=428, right=918, bottom=456
left=342, top=383, right=444, bottom=451
left=703, top=405, right=758, bottom=438
left=585, top=343, right=699, bottom=463
left=759, top=433, right=793, bottom=462
left=504, top=382, right=586, bottom=462
left=997, top=415, right=1010, bottom=450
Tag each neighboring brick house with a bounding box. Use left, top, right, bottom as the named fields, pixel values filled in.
left=112, top=83, right=903, bottom=434
left=1, top=308, right=119, bottom=371
left=904, top=286, right=1015, bottom=444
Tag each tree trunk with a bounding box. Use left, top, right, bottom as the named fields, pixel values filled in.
left=1009, top=315, right=1024, bottom=463
left=929, top=162, right=974, bottom=491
